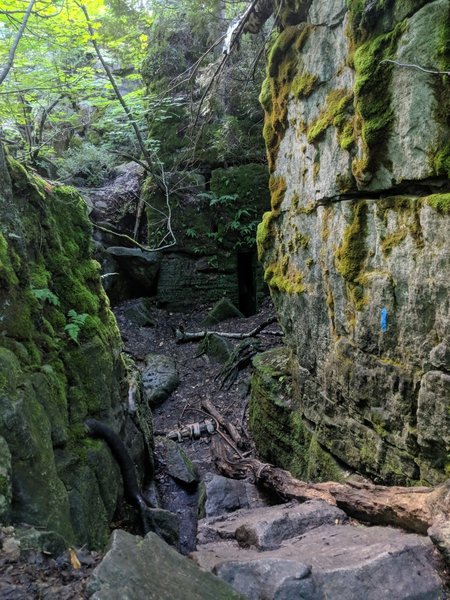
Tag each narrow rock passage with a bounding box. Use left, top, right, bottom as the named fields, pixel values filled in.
left=112, top=297, right=449, bottom=599
left=114, top=296, right=282, bottom=478
left=114, top=296, right=283, bottom=554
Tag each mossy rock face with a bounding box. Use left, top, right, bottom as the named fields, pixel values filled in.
left=144, top=163, right=270, bottom=312
left=0, top=435, right=12, bottom=524
left=249, top=348, right=343, bottom=482
left=254, top=0, right=450, bottom=485
left=0, top=147, right=141, bottom=548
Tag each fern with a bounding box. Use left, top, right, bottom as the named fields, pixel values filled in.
left=31, top=288, right=60, bottom=306
left=64, top=309, right=89, bottom=343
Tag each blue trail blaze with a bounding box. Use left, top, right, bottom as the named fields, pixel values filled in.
left=380, top=307, right=388, bottom=333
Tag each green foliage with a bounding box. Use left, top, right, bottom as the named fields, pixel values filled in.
left=55, top=143, right=114, bottom=186
left=0, top=0, right=151, bottom=179
left=185, top=227, right=198, bottom=239
left=64, top=310, right=89, bottom=344
left=31, top=288, right=60, bottom=307
left=426, top=193, right=450, bottom=214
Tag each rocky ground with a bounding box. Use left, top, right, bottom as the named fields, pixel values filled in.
left=0, top=297, right=283, bottom=598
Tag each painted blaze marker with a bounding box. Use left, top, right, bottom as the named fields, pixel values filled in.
left=380, top=307, right=388, bottom=333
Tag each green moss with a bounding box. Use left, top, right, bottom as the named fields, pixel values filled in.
left=262, top=25, right=312, bottom=172
left=335, top=201, right=368, bottom=281
left=264, top=260, right=306, bottom=295
left=257, top=211, right=279, bottom=261
left=431, top=144, right=450, bottom=178
left=307, top=89, right=354, bottom=144
left=269, top=175, right=287, bottom=210
left=335, top=200, right=368, bottom=310
left=425, top=193, right=450, bottom=214
left=376, top=196, right=424, bottom=249
left=0, top=232, right=19, bottom=287
left=381, top=229, right=407, bottom=253
left=250, top=348, right=342, bottom=482
left=291, top=72, right=318, bottom=99
left=351, top=21, right=407, bottom=181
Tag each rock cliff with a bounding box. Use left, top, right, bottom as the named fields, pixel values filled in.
left=251, top=0, right=450, bottom=485
left=0, top=145, right=146, bottom=548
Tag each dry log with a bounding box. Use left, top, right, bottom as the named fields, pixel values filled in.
left=175, top=316, right=280, bottom=343
left=201, top=398, right=244, bottom=448
left=211, top=448, right=450, bottom=536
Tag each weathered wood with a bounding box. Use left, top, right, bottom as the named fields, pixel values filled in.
left=211, top=448, right=450, bottom=536
left=175, top=316, right=280, bottom=343
left=201, top=398, right=244, bottom=448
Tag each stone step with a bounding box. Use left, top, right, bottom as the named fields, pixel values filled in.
left=192, top=521, right=445, bottom=600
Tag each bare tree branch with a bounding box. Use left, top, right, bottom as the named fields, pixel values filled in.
left=0, top=0, right=37, bottom=86
left=380, top=59, right=450, bottom=76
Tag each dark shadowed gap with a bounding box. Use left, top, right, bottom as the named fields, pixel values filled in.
left=237, top=250, right=257, bottom=316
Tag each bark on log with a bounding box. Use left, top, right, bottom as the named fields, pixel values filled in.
left=211, top=446, right=450, bottom=536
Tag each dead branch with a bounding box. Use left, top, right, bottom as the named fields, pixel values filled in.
left=175, top=316, right=280, bottom=343
left=217, top=340, right=261, bottom=389
left=0, top=0, right=37, bottom=86
left=211, top=448, right=450, bottom=537
left=201, top=398, right=244, bottom=449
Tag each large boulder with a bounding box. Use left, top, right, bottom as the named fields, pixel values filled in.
left=86, top=529, right=245, bottom=600
left=141, top=353, right=179, bottom=407
left=192, top=501, right=445, bottom=599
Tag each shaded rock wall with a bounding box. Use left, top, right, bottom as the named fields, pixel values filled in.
left=145, top=163, right=270, bottom=312
left=0, top=146, right=145, bottom=548
left=252, top=0, right=450, bottom=484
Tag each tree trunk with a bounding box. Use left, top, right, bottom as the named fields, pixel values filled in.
left=211, top=442, right=450, bottom=536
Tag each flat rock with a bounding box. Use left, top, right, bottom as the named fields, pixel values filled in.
left=86, top=529, right=245, bottom=600
left=197, top=500, right=347, bottom=548
left=141, top=353, right=179, bottom=407
left=192, top=524, right=444, bottom=600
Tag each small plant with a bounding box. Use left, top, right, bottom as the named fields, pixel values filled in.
left=64, top=309, right=89, bottom=343
left=185, top=227, right=198, bottom=238
left=31, top=288, right=60, bottom=306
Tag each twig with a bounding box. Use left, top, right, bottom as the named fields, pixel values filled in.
left=201, top=398, right=244, bottom=449
left=380, top=59, right=450, bottom=76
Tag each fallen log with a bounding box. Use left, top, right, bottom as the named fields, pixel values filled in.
left=211, top=443, right=450, bottom=537
left=175, top=316, right=280, bottom=343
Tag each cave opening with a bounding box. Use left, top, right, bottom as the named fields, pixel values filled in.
left=237, top=250, right=257, bottom=316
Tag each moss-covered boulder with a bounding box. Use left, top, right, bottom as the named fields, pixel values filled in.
left=250, top=348, right=344, bottom=482
left=0, top=146, right=143, bottom=547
